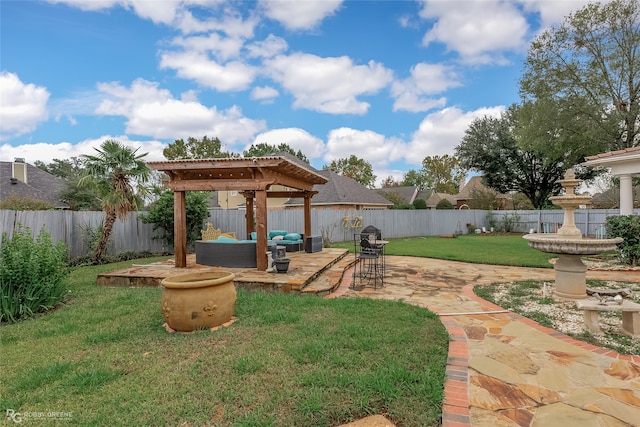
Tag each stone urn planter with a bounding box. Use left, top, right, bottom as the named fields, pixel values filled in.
left=161, top=271, right=236, bottom=332
left=274, top=258, right=290, bottom=273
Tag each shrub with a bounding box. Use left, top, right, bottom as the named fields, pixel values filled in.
left=140, top=190, right=209, bottom=250
left=0, top=194, right=53, bottom=210
left=435, top=199, right=454, bottom=209
left=413, top=198, right=427, bottom=209
left=0, top=225, right=69, bottom=323
left=606, top=215, right=640, bottom=266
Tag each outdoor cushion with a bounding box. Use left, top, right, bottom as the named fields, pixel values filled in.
left=269, top=230, right=288, bottom=238
left=272, top=235, right=284, bottom=241
left=213, top=236, right=239, bottom=243
left=284, top=233, right=301, bottom=241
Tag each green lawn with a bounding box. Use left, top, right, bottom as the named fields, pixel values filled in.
left=0, top=258, right=448, bottom=426
left=334, top=234, right=557, bottom=268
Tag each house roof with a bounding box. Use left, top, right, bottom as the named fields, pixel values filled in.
left=455, top=175, right=490, bottom=201
left=286, top=170, right=392, bottom=207
left=377, top=186, right=418, bottom=204
left=425, top=192, right=456, bottom=207
left=583, top=146, right=640, bottom=163
left=582, top=146, right=640, bottom=177
left=0, top=161, right=69, bottom=208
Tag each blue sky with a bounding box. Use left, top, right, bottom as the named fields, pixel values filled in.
left=1, top=0, right=597, bottom=185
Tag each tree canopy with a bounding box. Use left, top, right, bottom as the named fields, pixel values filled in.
left=35, top=157, right=102, bottom=210
left=520, top=0, right=640, bottom=151
left=401, top=169, right=428, bottom=189
left=455, top=107, right=567, bottom=209
left=421, top=155, right=466, bottom=194
left=323, top=155, right=377, bottom=188
left=163, top=136, right=234, bottom=160
left=243, top=143, right=309, bottom=163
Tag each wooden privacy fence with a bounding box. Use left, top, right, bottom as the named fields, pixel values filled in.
left=0, top=210, right=168, bottom=258
left=1, top=208, right=636, bottom=257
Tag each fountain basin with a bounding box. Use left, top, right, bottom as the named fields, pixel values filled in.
left=524, top=234, right=623, bottom=300
left=523, top=234, right=622, bottom=255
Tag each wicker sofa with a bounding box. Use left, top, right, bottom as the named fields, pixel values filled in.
left=250, top=230, right=304, bottom=252
left=195, top=239, right=257, bottom=268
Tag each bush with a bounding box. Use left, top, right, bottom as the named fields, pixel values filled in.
left=140, top=190, right=209, bottom=250
left=606, top=215, right=640, bottom=266
left=435, top=199, right=454, bottom=209
left=0, top=193, right=54, bottom=210
left=0, top=225, right=69, bottom=323
left=413, top=198, right=427, bottom=209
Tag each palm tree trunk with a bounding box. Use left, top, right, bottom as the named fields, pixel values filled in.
left=94, top=209, right=117, bottom=264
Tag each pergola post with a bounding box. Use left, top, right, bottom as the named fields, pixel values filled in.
left=245, top=195, right=254, bottom=238
left=174, top=190, right=187, bottom=268
left=255, top=189, right=268, bottom=270
left=304, top=193, right=312, bottom=239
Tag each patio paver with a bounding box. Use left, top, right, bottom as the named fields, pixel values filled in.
left=334, top=256, right=640, bottom=427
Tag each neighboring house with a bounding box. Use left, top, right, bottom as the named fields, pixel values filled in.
left=285, top=170, right=393, bottom=210
left=454, top=175, right=512, bottom=209
left=0, top=158, right=69, bottom=209
left=590, top=186, right=640, bottom=209
left=376, top=186, right=433, bottom=207
left=216, top=185, right=292, bottom=210
left=425, top=192, right=457, bottom=209
left=425, top=176, right=511, bottom=210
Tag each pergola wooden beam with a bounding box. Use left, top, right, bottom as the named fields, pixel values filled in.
left=147, top=156, right=327, bottom=270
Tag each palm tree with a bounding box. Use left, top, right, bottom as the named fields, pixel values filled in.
left=80, top=140, right=150, bottom=264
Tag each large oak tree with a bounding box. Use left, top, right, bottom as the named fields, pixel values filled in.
left=455, top=106, right=567, bottom=209
left=520, top=0, right=640, bottom=151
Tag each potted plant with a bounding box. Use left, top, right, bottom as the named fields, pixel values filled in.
left=274, top=258, right=290, bottom=273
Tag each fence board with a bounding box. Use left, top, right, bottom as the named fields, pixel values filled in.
left=1, top=208, right=637, bottom=256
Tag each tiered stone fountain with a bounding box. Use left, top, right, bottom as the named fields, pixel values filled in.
left=523, top=169, right=623, bottom=300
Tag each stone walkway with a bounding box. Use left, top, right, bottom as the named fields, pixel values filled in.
left=328, top=256, right=640, bottom=427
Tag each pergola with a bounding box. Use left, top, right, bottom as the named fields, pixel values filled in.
left=582, top=147, right=640, bottom=215
left=147, top=156, right=328, bottom=270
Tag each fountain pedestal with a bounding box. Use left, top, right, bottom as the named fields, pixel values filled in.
left=554, top=254, right=588, bottom=299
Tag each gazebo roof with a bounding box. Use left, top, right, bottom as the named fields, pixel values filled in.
left=147, top=155, right=327, bottom=191
left=582, top=146, right=640, bottom=176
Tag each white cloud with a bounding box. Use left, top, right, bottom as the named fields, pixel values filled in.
left=420, top=0, right=529, bottom=64
left=517, top=0, right=597, bottom=28
left=259, top=0, right=343, bottom=31
left=324, top=127, right=405, bottom=168
left=95, top=79, right=265, bottom=146
left=250, top=86, right=279, bottom=102
left=160, top=50, right=256, bottom=91
left=169, top=33, right=246, bottom=62
left=392, top=62, right=462, bottom=112
left=249, top=128, right=325, bottom=158
left=0, top=135, right=168, bottom=165
left=246, top=34, right=288, bottom=59
left=265, top=53, right=393, bottom=114
left=0, top=72, right=50, bottom=141
left=407, top=106, right=505, bottom=164
left=46, top=0, right=120, bottom=11
left=175, top=5, right=258, bottom=37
